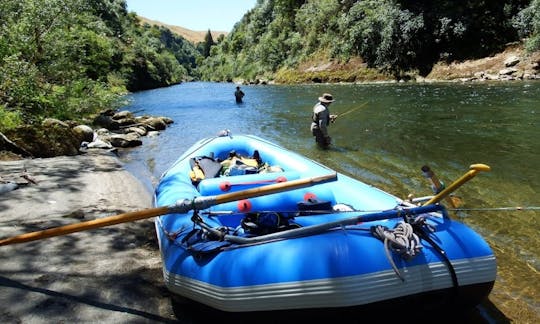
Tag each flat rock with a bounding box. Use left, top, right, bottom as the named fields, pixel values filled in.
left=0, top=151, right=178, bottom=323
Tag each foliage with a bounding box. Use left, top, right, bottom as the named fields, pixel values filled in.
left=199, top=0, right=537, bottom=81
left=335, top=1, right=426, bottom=77
left=513, top=0, right=540, bottom=51
left=0, top=0, right=200, bottom=130
left=0, top=105, right=22, bottom=131
left=202, top=30, right=215, bottom=57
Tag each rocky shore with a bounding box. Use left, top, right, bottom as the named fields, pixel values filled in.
left=0, top=151, right=181, bottom=323
left=0, top=109, right=174, bottom=161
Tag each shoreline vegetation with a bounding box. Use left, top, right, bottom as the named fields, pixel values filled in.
left=255, top=43, right=540, bottom=85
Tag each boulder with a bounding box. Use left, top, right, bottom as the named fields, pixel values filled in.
left=3, top=124, right=81, bottom=157
left=73, top=125, right=95, bottom=143
left=107, top=133, right=143, bottom=148
left=504, top=55, right=520, bottom=67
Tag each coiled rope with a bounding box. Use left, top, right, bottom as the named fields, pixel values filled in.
left=371, top=216, right=430, bottom=281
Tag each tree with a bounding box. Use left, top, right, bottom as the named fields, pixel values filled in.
left=0, top=0, right=200, bottom=129
left=202, top=30, right=215, bottom=57
left=513, top=0, right=540, bottom=51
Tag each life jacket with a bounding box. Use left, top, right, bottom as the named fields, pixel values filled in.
left=221, top=156, right=259, bottom=176
left=189, top=156, right=223, bottom=184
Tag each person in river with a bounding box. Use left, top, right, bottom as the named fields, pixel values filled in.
left=234, top=86, right=245, bottom=103
left=310, top=93, right=338, bottom=148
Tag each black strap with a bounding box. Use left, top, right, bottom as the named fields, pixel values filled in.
left=415, top=226, right=459, bottom=291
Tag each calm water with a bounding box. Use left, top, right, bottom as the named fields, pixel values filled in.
left=120, top=81, right=539, bottom=321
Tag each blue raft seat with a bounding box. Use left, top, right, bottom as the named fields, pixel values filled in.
left=197, top=171, right=300, bottom=196
left=198, top=171, right=337, bottom=227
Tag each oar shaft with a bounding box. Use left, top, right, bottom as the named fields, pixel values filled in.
left=214, top=173, right=337, bottom=205
left=421, top=165, right=456, bottom=208
left=220, top=204, right=444, bottom=244
left=423, top=164, right=490, bottom=206
left=0, top=173, right=338, bottom=246
left=0, top=206, right=171, bottom=246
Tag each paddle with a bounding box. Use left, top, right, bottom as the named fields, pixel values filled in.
left=422, top=164, right=490, bottom=206
left=0, top=173, right=338, bottom=246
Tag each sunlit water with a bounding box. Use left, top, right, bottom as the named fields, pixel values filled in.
left=120, top=81, right=539, bottom=320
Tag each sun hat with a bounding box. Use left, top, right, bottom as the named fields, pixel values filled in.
left=318, top=93, right=334, bottom=103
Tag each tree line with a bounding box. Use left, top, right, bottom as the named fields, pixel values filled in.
left=1, top=0, right=539, bottom=131
left=0, top=0, right=203, bottom=131
left=199, top=0, right=540, bottom=81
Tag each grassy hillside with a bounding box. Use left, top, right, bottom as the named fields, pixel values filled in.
left=137, top=16, right=227, bottom=43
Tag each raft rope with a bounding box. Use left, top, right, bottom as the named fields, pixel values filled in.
left=371, top=216, right=431, bottom=281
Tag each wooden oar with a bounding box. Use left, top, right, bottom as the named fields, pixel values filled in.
left=0, top=173, right=337, bottom=246
left=423, top=164, right=490, bottom=206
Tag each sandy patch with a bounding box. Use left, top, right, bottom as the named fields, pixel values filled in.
left=0, top=151, right=178, bottom=323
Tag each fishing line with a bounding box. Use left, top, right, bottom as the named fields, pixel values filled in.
left=337, top=101, right=369, bottom=118
left=448, top=206, right=540, bottom=212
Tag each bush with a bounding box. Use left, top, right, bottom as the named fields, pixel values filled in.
left=0, top=105, right=23, bottom=131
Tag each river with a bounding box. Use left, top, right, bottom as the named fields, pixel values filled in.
left=120, top=81, right=539, bottom=322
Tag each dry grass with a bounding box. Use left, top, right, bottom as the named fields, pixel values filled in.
left=137, top=16, right=228, bottom=43
left=284, top=44, right=540, bottom=83
left=427, top=43, right=540, bottom=80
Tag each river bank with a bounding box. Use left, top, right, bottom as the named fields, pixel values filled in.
left=0, top=150, right=178, bottom=323
left=271, top=44, right=539, bottom=84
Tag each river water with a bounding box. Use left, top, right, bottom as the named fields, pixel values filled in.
left=120, top=81, right=539, bottom=322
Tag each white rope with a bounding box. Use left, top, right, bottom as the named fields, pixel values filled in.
left=371, top=220, right=424, bottom=281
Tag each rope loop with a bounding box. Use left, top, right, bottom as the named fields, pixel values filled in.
left=372, top=221, right=423, bottom=261
left=371, top=217, right=427, bottom=281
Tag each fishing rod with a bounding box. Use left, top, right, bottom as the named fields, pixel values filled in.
left=448, top=206, right=540, bottom=212
left=337, top=101, right=369, bottom=118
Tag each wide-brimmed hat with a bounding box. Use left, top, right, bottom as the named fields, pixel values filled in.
left=318, top=93, right=334, bottom=103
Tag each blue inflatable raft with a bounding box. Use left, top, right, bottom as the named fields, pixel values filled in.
left=153, top=132, right=496, bottom=313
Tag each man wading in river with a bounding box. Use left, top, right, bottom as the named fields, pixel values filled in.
left=310, top=93, right=337, bottom=148
left=235, top=86, right=245, bottom=103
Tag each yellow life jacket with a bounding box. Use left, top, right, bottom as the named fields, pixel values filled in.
left=189, top=164, right=205, bottom=183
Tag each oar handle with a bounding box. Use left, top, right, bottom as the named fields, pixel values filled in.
left=423, top=164, right=490, bottom=206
